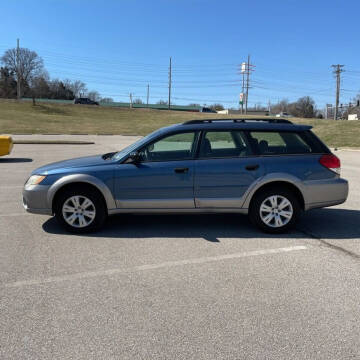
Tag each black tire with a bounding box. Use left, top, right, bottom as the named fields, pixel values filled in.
left=54, top=186, right=107, bottom=233
left=249, top=187, right=301, bottom=234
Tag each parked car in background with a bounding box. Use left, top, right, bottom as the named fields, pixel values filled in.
left=0, top=135, right=13, bottom=157
left=74, top=97, right=99, bottom=105
left=23, top=118, right=348, bottom=234
left=276, top=112, right=292, bottom=118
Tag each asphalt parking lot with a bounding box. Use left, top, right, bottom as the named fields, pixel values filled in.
left=1, top=135, right=360, bottom=360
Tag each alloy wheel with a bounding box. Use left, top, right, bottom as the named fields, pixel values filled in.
left=62, top=195, right=96, bottom=228
left=259, top=195, right=293, bottom=228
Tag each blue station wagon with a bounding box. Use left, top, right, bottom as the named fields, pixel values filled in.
left=23, top=119, right=349, bottom=233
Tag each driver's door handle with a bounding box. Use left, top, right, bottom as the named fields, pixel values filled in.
left=174, top=167, right=189, bottom=173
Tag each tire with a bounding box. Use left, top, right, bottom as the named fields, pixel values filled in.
left=54, top=186, right=107, bottom=233
left=249, top=187, right=301, bottom=234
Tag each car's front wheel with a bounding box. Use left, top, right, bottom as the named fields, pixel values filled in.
left=54, top=187, right=107, bottom=233
left=249, top=187, right=300, bottom=233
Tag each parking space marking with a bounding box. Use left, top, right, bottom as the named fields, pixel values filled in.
left=0, top=212, right=30, bottom=217
left=3, top=246, right=307, bottom=289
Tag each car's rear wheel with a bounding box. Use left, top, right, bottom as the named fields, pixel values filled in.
left=54, top=187, right=107, bottom=233
left=249, top=187, right=300, bottom=233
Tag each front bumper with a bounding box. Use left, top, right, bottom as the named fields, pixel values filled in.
left=22, top=184, right=52, bottom=215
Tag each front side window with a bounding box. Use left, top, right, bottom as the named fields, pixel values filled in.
left=199, top=131, right=252, bottom=158
left=139, top=132, right=197, bottom=162
left=249, top=131, right=313, bottom=155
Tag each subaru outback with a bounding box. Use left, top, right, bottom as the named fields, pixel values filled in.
left=23, top=119, right=348, bottom=233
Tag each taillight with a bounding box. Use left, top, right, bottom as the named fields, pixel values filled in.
left=319, top=154, right=341, bottom=175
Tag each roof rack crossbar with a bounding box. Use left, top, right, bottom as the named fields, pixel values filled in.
left=183, top=118, right=293, bottom=125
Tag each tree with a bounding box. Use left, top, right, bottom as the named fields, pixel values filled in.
left=0, top=67, right=17, bottom=98
left=29, top=74, right=50, bottom=104
left=156, top=100, right=168, bottom=105
left=270, top=97, right=316, bottom=118
left=271, top=99, right=289, bottom=114
left=293, top=96, right=316, bottom=118
left=100, top=97, right=114, bottom=103
left=188, top=103, right=200, bottom=107
left=64, top=79, right=87, bottom=98
left=1, top=47, right=44, bottom=98
left=87, top=90, right=101, bottom=102
left=209, top=103, right=224, bottom=111
left=133, top=98, right=143, bottom=104
left=48, top=79, right=74, bottom=100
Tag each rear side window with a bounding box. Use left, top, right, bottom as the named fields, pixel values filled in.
left=199, top=131, right=252, bottom=158
left=249, top=131, right=314, bottom=155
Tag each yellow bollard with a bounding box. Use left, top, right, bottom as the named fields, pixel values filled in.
left=0, top=136, right=13, bottom=156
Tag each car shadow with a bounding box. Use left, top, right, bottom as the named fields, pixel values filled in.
left=0, top=157, right=33, bottom=163
left=42, top=208, right=360, bottom=241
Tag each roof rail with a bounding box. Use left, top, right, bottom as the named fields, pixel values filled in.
left=183, top=118, right=293, bottom=125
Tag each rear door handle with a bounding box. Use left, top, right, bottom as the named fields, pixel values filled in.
left=174, top=167, right=189, bottom=174
left=245, top=164, right=259, bottom=171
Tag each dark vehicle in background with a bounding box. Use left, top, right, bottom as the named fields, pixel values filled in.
left=74, top=97, right=99, bottom=105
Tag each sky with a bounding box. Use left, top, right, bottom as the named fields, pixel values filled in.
left=1, top=0, right=360, bottom=109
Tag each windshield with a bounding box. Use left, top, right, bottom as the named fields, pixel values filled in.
left=111, top=128, right=165, bottom=161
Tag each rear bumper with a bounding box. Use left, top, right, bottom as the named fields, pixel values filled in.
left=22, top=184, right=52, bottom=216
left=304, top=177, right=348, bottom=210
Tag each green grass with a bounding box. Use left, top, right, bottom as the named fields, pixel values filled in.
left=0, top=99, right=359, bottom=148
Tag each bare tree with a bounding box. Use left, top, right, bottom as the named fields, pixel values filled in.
left=133, top=98, right=143, bottom=104
left=1, top=48, right=44, bottom=97
left=100, top=97, right=114, bottom=103
left=271, top=99, right=289, bottom=114
left=87, top=90, right=101, bottom=102
left=63, top=79, right=87, bottom=98
left=209, top=103, right=224, bottom=111
left=292, top=96, right=316, bottom=118
left=156, top=100, right=168, bottom=105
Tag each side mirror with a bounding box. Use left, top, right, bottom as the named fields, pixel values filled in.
left=127, top=151, right=141, bottom=164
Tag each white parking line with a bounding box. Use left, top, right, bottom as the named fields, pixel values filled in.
left=0, top=213, right=30, bottom=217
left=3, top=246, right=307, bottom=289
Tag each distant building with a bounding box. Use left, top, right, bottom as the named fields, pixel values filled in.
left=348, top=114, right=358, bottom=120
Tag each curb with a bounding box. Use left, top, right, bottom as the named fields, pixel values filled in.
left=13, top=140, right=95, bottom=145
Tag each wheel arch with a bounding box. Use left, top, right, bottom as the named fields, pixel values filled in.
left=244, top=178, right=305, bottom=211
left=48, top=174, right=116, bottom=214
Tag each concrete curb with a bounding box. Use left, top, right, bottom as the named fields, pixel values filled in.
left=13, top=140, right=95, bottom=145
left=11, top=133, right=140, bottom=136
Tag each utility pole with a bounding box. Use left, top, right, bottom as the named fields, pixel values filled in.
left=129, top=93, right=133, bottom=108
left=331, top=64, right=345, bottom=120
left=241, top=72, right=245, bottom=114
left=146, top=84, right=149, bottom=107
left=245, top=55, right=250, bottom=114
left=237, top=62, right=246, bottom=114
left=168, top=57, right=172, bottom=110
left=16, top=38, right=21, bottom=100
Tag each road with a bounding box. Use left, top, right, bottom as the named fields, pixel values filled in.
left=1, top=135, right=360, bottom=359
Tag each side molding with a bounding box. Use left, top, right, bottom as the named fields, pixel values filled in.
left=47, top=174, right=116, bottom=210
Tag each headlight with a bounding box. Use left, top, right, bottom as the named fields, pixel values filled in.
left=26, top=175, right=46, bottom=186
